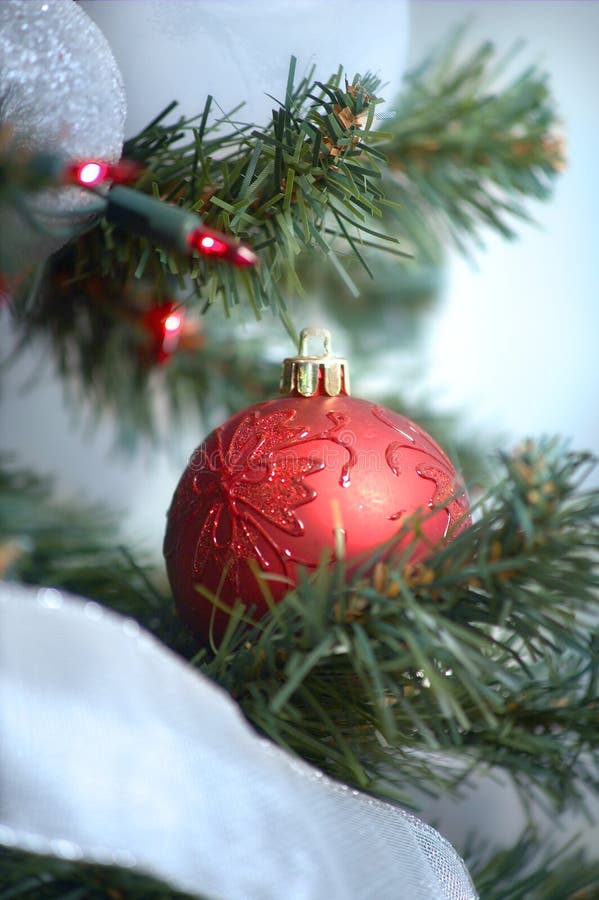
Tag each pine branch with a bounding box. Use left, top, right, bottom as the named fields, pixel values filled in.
left=384, top=28, right=564, bottom=258
left=18, top=60, right=395, bottom=318
left=0, top=848, right=197, bottom=900
left=6, top=62, right=394, bottom=443
left=200, top=439, right=599, bottom=813
left=4, top=38, right=563, bottom=442
left=0, top=456, right=194, bottom=657
left=11, top=300, right=282, bottom=448
left=466, top=828, right=599, bottom=900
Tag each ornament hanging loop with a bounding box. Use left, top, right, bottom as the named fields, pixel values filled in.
left=298, top=327, right=333, bottom=358
left=280, top=327, right=350, bottom=397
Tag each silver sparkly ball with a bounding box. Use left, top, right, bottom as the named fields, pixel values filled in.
left=0, top=0, right=126, bottom=278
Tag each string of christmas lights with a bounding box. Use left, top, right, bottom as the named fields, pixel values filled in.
left=1, top=146, right=258, bottom=268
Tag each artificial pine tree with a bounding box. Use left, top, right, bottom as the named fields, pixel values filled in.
left=1, top=2, right=598, bottom=897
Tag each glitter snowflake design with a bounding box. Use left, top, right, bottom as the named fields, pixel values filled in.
left=165, top=407, right=354, bottom=596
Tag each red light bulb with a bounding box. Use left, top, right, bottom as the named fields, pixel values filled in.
left=141, top=302, right=184, bottom=365
left=199, top=234, right=228, bottom=256
left=65, top=158, right=141, bottom=188
left=108, top=159, right=142, bottom=185
left=188, top=227, right=257, bottom=268
left=74, top=161, right=109, bottom=186
left=233, top=245, right=258, bottom=266
left=164, top=312, right=182, bottom=333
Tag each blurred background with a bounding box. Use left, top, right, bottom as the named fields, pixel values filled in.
left=414, top=1, right=599, bottom=458
left=1, top=0, right=598, bottom=856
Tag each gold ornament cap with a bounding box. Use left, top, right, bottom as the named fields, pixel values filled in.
left=280, top=327, right=350, bottom=397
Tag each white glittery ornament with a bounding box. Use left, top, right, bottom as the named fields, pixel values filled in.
left=0, top=0, right=126, bottom=278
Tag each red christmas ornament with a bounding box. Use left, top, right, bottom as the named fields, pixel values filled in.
left=164, top=329, right=470, bottom=643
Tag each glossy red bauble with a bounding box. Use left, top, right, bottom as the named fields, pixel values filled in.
left=164, top=372, right=470, bottom=644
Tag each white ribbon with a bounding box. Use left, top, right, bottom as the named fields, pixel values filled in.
left=0, top=584, right=476, bottom=899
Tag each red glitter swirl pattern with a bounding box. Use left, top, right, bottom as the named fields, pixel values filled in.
left=165, top=407, right=355, bottom=599
left=375, top=406, right=470, bottom=537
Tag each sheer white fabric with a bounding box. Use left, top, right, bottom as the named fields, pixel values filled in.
left=0, top=584, right=477, bottom=899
